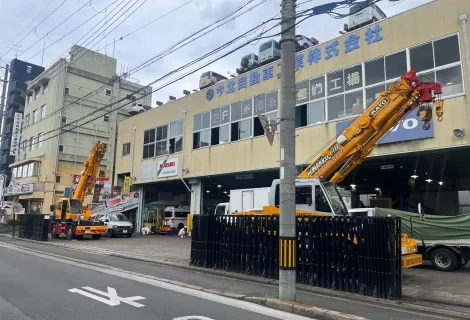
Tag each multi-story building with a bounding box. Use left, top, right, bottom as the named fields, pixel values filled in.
left=116, top=0, right=470, bottom=232
left=6, top=45, right=152, bottom=214
left=0, top=59, right=44, bottom=183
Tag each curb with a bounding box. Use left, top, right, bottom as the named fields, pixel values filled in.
left=3, top=235, right=470, bottom=319
left=244, top=297, right=368, bottom=320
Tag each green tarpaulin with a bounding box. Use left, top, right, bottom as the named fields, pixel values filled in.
left=373, top=208, right=470, bottom=241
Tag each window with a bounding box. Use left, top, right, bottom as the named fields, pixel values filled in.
left=99, top=170, right=106, bottom=177
left=385, top=51, right=406, bottom=80
left=105, top=89, right=111, bottom=96
left=22, top=140, right=27, bottom=151
left=61, top=116, right=67, bottom=124
left=32, top=110, right=37, bottom=123
left=308, top=100, right=325, bottom=124
left=28, top=95, right=32, bottom=105
left=25, top=114, right=30, bottom=127
left=143, top=121, right=178, bottom=158
left=169, top=120, right=183, bottom=153
left=34, top=89, right=40, bottom=100
left=102, top=143, right=107, bottom=151
left=410, top=42, right=434, bottom=73
left=43, top=83, right=48, bottom=94
left=41, top=104, right=46, bottom=119
left=365, top=57, right=384, bottom=85
left=436, top=66, right=463, bottom=97
left=434, top=35, right=460, bottom=67
left=64, top=87, right=70, bottom=95
left=58, top=145, right=64, bottom=153
left=315, top=185, right=331, bottom=213
left=327, top=95, right=344, bottom=121
left=56, top=176, right=61, bottom=183
left=38, top=133, right=43, bottom=148
left=345, top=90, right=363, bottom=116
left=295, top=186, right=313, bottom=205
left=366, top=84, right=385, bottom=107
left=193, top=111, right=211, bottom=149
left=103, top=115, right=109, bottom=122
left=122, top=142, right=131, bottom=156
left=12, top=167, right=17, bottom=179
left=29, top=137, right=34, bottom=151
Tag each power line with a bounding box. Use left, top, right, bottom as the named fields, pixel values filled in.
left=25, top=0, right=122, bottom=62
left=0, top=0, right=70, bottom=62
left=18, top=0, right=93, bottom=58
left=95, top=0, right=195, bottom=53
left=23, top=0, right=267, bottom=131
left=22, top=9, right=281, bottom=149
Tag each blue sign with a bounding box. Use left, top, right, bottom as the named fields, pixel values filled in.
left=205, top=24, right=384, bottom=101
left=336, top=112, right=434, bottom=145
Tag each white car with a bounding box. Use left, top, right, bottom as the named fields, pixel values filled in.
left=128, top=103, right=146, bottom=115
left=93, top=212, right=134, bottom=238
left=296, top=35, right=319, bottom=51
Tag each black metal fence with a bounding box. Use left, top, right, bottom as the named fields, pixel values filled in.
left=190, top=215, right=402, bottom=299
left=18, top=214, right=50, bottom=241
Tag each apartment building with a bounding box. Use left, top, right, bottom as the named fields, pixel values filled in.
left=6, top=45, right=152, bottom=214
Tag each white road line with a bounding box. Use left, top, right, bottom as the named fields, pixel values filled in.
left=0, top=242, right=313, bottom=320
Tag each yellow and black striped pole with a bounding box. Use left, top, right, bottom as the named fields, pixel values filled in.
left=279, top=237, right=296, bottom=270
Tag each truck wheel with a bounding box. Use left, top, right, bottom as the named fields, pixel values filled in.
left=66, top=225, right=74, bottom=240
left=92, top=235, right=101, bottom=240
left=431, top=248, right=458, bottom=272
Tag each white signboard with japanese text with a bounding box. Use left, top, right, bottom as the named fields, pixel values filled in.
left=157, top=158, right=178, bottom=178
left=10, top=113, right=23, bottom=155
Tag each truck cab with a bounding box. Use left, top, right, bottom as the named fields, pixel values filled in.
left=267, top=179, right=349, bottom=216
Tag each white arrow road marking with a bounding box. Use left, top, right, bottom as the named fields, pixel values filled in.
left=69, top=286, right=145, bottom=307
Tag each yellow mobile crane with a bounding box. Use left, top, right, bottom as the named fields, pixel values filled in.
left=239, top=70, right=444, bottom=268
left=50, top=141, right=108, bottom=240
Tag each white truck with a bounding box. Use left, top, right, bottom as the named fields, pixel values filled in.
left=349, top=208, right=470, bottom=272
left=215, top=187, right=270, bottom=216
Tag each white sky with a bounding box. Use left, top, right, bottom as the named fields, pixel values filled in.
left=0, top=0, right=432, bottom=105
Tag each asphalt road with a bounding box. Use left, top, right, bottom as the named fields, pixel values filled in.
left=0, top=243, right=310, bottom=320
left=0, top=238, right=468, bottom=320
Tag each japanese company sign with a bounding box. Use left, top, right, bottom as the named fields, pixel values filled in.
left=10, top=113, right=23, bottom=155
left=206, top=24, right=383, bottom=101
left=336, top=112, right=434, bottom=145
left=122, top=176, right=131, bottom=195
left=4, top=183, right=34, bottom=196
left=157, top=158, right=178, bottom=178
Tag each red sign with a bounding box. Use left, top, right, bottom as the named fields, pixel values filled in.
left=106, top=197, right=122, bottom=207
left=159, top=161, right=176, bottom=169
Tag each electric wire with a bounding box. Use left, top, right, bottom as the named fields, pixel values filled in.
left=23, top=0, right=269, bottom=130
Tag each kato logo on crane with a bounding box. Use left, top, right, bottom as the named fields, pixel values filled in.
left=307, top=143, right=340, bottom=176
left=369, top=97, right=390, bottom=117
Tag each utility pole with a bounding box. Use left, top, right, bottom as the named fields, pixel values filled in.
left=0, top=64, right=10, bottom=140
left=278, top=0, right=297, bottom=301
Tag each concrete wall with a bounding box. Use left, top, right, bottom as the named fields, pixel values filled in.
left=116, top=0, right=470, bottom=186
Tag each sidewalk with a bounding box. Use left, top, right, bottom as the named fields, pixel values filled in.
left=4, top=232, right=470, bottom=313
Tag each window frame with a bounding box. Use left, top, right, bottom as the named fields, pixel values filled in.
left=32, top=109, right=38, bottom=123
left=143, top=120, right=183, bottom=159
left=122, top=142, right=131, bottom=156
left=38, top=133, right=43, bottom=148
left=105, top=88, right=112, bottom=96
left=103, top=114, right=110, bottom=122
left=41, top=104, right=46, bottom=119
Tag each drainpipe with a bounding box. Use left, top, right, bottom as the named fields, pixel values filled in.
left=459, top=13, right=470, bottom=85
left=130, top=126, right=136, bottom=179
left=180, top=109, right=192, bottom=193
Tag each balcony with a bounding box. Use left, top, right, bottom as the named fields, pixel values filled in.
left=8, top=93, right=25, bottom=107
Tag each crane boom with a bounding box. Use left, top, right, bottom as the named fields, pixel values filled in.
left=298, top=70, right=443, bottom=184
left=73, top=141, right=106, bottom=201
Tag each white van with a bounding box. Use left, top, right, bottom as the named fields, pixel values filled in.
left=348, top=3, right=386, bottom=31
left=164, top=206, right=191, bottom=229
left=93, top=212, right=134, bottom=238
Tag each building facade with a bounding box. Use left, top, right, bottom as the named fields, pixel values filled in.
left=116, top=0, right=470, bottom=231
left=7, top=46, right=152, bottom=214
left=0, top=59, right=44, bottom=183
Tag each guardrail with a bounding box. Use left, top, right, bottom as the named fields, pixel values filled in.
left=190, top=215, right=402, bottom=299
left=18, top=214, right=50, bottom=241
